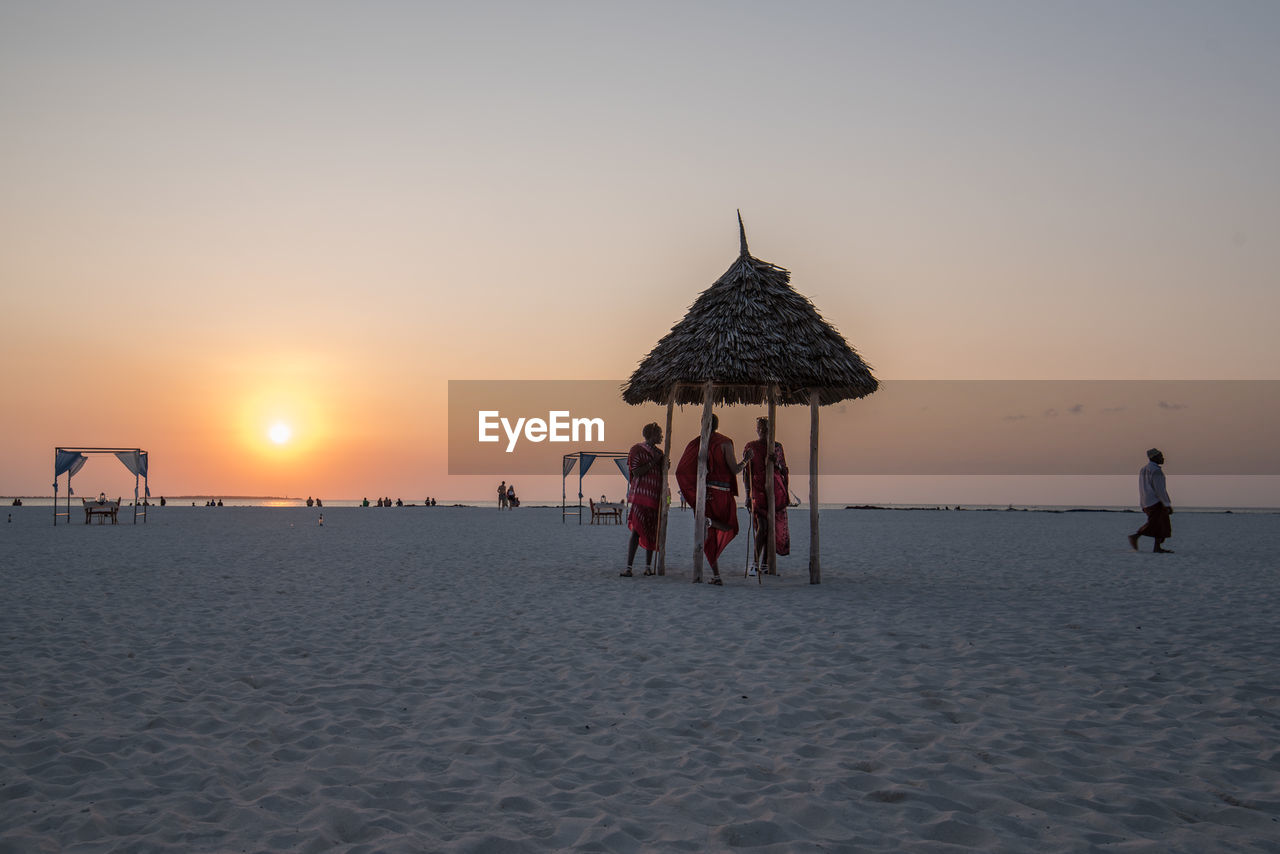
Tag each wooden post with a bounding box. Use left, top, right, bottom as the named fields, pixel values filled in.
left=655, top=390, right=676, bottom=576
left=692, top=383, right=713, bottom=583
left=765, top=386, right=778, bottom=575
left=809, top=389, right=821, bottom=584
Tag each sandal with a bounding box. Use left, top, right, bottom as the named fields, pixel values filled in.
left=710, top=575, right=723, bottom=586
left=643, top=568, right=655, bottom=576
left=619, top=569, right=633, bottom=577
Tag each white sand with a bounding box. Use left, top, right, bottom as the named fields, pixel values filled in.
left=2, top=506, right=1278, bottom=852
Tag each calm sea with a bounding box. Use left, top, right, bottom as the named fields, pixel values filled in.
left=8, top=497, right=1278, bottom=514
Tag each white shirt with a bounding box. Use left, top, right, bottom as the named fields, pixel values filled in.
left=1138, top=461, right=1171, bottom=509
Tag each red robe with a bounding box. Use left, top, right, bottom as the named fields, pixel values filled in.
left=744, top=438, right=790, bottom=556
left=626, top=441, right=662, bottom=551
left=676, top=431, right=738, bottom=564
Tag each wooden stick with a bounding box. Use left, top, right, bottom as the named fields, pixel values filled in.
left=656, top=392, right=675, bottom=576
left=809, top=389, right=821, bottom=584
left=765, top=386, right=778, bottom=575
left=693, top=383, right=713, bottom=583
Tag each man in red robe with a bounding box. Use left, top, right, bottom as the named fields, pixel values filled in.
left=676, top=414, right=748, bottom=584
left=622, top=422, right=665, bottom=577
left=744, top=416, right=790, bottom=573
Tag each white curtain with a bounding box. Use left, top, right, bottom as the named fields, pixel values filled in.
left=54, top=451, right=88, bottom=478
left=114, top=451, right=148, bottom=478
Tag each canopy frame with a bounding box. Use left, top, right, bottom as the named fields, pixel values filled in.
left=53, top=447, right=150, bottom=526
left=560, top=450, right=630, bottom=524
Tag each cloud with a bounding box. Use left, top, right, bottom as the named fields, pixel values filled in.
left=1158, top=400, right=1189, bottom=410
left=1068, top=404, right=1084, bottom=414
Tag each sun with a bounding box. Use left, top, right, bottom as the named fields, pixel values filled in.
left=268, top=422, right=292, bottom=445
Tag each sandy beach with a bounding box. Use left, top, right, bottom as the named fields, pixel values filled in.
left=2, top=506, right=1278, bottom=852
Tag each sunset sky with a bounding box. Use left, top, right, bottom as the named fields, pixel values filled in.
left=3, top=1, right=1277, bottom=504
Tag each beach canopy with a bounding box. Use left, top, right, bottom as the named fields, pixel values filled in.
left=52, top=446, right=151, bottom=526
left=622, top=214, right=878, bottom=583
left=561, top=451, right=630, bottom=524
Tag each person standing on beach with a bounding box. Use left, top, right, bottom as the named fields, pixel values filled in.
left=676, top=414, right=749, bottom=585
left=1129, top=448, right=1174, bottom=553
left=744, top=416, right=790, bottom=575
left=498, top=481, right=507, bottom=509
left=621, top=422, right=664, bottom=577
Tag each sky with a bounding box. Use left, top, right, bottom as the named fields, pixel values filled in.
left=2, top=1, right=1278, bottom=504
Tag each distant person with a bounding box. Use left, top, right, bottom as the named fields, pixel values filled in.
left=431, top=498, right=437, bottom=507
left=621, top=422, right=664, bottom=577
left=362, top=497, right=370, bottom=507
left=744, top=416, right=790, bottom=575
left=216, top=499, right=223, bottom=507
left=498, top=481, right=508, bottom=509
left=306, top=496, right=314, bottom=507
left=676, top=414, right=748, bottom=585
left=1129, top=448, right=1174, bottom=553
left=315, top=498, right=322, bottom=508
left=507, top=485, right=518, bottom=508
left=159, top=496, right=166, bottom=507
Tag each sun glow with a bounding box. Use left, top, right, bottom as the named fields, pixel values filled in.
left=268, top=422, right=292, bottom=445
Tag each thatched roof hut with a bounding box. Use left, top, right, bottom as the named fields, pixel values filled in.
left=624, top=216, right=878, bottom=408
left=622, top=214, right=878, bottom=584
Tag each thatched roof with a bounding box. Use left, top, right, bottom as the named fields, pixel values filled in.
left=623, top=215, right=879, bottom=407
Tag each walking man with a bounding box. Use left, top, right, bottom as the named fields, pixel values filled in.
left=498, top=481, right=508, bottom=510
left=1129, top=448, right=1173, bottom=553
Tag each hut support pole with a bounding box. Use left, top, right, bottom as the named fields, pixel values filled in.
left=656, top=391, right=675, bottom=576
left=692, top=383, right=713, bottom=583
left=765, top=386, right=778, bottom=575
left=809, top=389, right=821, bottom=584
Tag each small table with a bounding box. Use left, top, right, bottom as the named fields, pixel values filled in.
left=84, top=501, right=120, bottom=524
left=592, top=501, right=625, bottom=524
